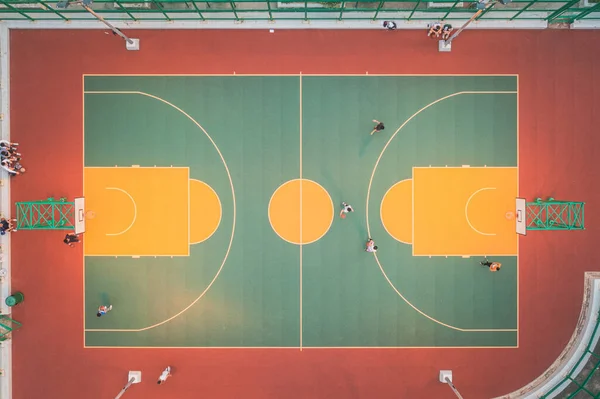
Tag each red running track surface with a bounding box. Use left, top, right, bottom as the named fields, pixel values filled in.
left=9, top=29, right=600, bottom=399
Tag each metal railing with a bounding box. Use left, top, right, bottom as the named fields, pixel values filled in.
left=541, top=311, right=600, bottom=398
left=0, top=0, right=599, bottom=23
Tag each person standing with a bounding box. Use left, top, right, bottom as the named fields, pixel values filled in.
left=157, top=366, right=172, bottom=385
left=64, top=233, right=80, bottom=248
left=383, top=21, right=397, bottom=30
left=340, top=202, right=354, bottom=219
left=97, top=304, right=113, bottom=317
left=480, top=257, right=502, bottom=272
left=442, top=23, right=453, bottom=40
left=428, top=22, right=443, bottom=38
left=365, top=238, right=378, bottom=253
left=370, top=120, right=385, bottom=136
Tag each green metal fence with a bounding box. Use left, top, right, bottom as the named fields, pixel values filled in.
left=15, top=198, right=75, bottom=231
left=526, top=198, right=585, bottom=231
left=0, top=0, right=599, bottom=23
left=540, top=311, right=600, bottom=399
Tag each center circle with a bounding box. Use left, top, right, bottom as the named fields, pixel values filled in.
left=268, top=179, right=334, bottom=245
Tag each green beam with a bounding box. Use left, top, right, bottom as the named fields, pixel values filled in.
left=266, top=0, right=273, bottom=20
left=372, top=0, right=385, bottom=20
left=407, top=0, right=423, bottom=20
left=304, top=0, right=307, bottom=20
left=0, top=0, right=35, bottom=21
left=114, top=0, right=138, bottom=20
left=441, top=0, right=462, bottom=20
left=545, top=0, right=580, bottom=22
left=510, top=0, right=538, bottom=20
left=38, top=0, right=69, bottom=20
left=229, top=0, right=239, bottom=20
left=475, top=1, right=496, bottom=20
left=149, top=0, right=172, bottom=20
left=572, top=1, right=600, bottom=20
left=338, top=0, right=345, bottom=20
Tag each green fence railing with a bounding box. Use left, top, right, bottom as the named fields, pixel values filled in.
left=541, top=311, right=600, bottom=399
left=0, top=0, right=599, bottom=23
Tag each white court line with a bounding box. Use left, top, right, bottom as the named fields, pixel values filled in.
left=83, top=344, right=517, bottom=349
left=83, top=73, right=520, bottom=77
left=464, top=187, right=497, bottom=236
left=104, top=187, right=137, bottom=236
left=299, top=74, right=303, bottom=352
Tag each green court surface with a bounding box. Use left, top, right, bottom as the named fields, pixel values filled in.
left=83, top=75, right=518, bottom=348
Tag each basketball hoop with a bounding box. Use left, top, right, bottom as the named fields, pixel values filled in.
left=86, top=210, right=96, bottom=220
left=505, top=211, right=515, bottom=220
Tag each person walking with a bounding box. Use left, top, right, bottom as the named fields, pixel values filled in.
left=370, top=120, right=385, bottom=136
left=480, top=257, right=502, bottom=272
left=340, top=202, right=354, bottom=219
left=97, top=304, right=113, bottom=317
left=157, top=366, right=172, bottom=385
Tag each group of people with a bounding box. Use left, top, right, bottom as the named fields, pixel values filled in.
left=382, top=21, right=454, bottom=41
left=0, top=141, right=25, bottom=176
left=428, top=22, right=454, bottom=40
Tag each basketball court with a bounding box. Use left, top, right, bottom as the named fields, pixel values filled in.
left=81, top=74, right=518, bottom=348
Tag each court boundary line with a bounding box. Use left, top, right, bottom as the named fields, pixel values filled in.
left=516, top=74, right=520, bottom=347
left=380, top=179, right=413, bottom=245
left=188, top=169, right=190, bottom=246
left=412, top=253, right=517, bottom=257
left=188, top=178, right=222, bottom=245
left=85, top=166, right=189, bottom=169
left=84, top=74, right=519, bottom=77
left=82, top=74, right=86, bottom=348
left=299, top=74, right=303, bottom=352
left=464, top=187, right=497, bottom=236
left=83, top=89, right=237, bottom=334
left=85, top=254, right=192, bottom=257
left=83, top=344, right=518, bottom=349
left=366, top=90, right=518, bottom=333
left=104, top=187, right=138, bottom=236
left=80, top=76, right=520, bottom=348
